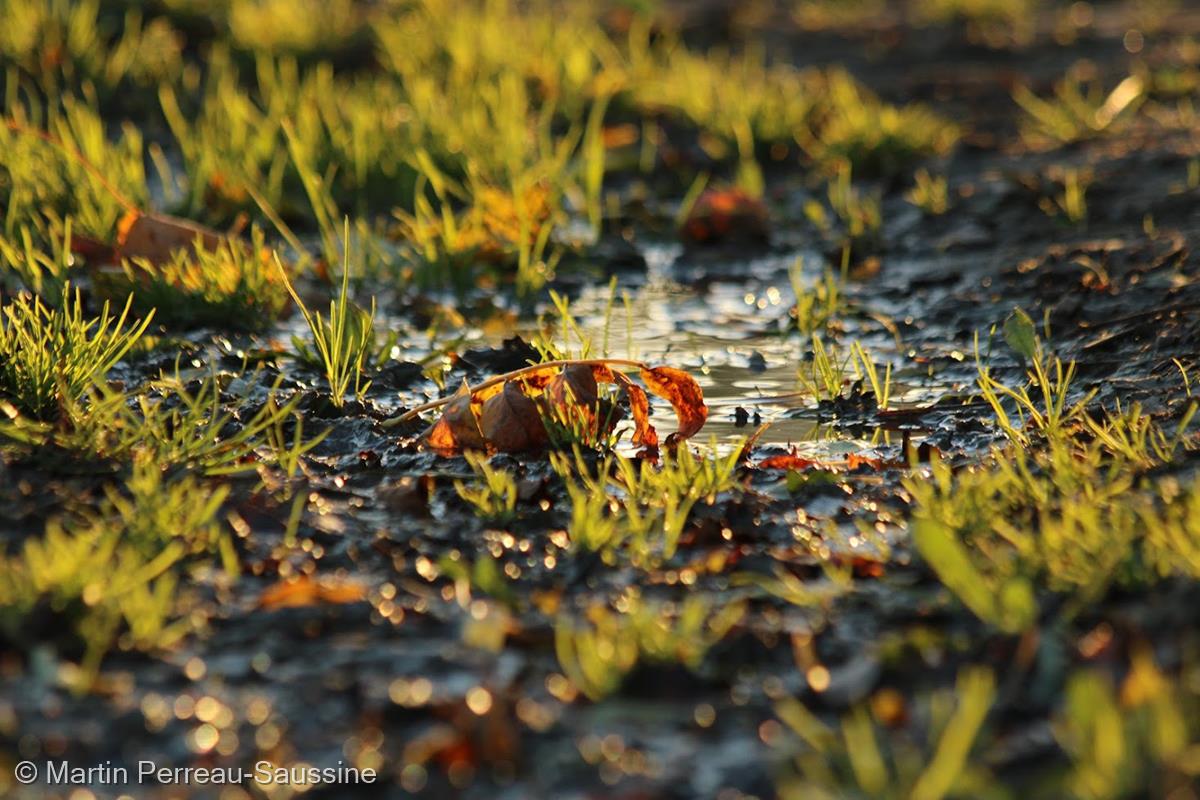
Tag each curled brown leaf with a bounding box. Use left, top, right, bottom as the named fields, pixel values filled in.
left=425, top=381, right=488, bottom=452
left=479, top=381, right=549, bottom=452
left=640, top=365, right=708, bottom=446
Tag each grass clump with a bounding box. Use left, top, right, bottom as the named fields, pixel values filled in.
left=1057, top=651, right=1200, bottom=799
left=555, top=590, right=746, bottom=700
left=1014, top=68, right=1145, bottom=147
left=0, top=98, right=149, bottom=242
left=798, top=334, right=892, bottom=409
left=0, top=457, right=233, bottom=688
left=800, top=69, right=958, bottom=177
left=552, top=443, right=743, bottom=563
left=455, top=452, right=519, bottom=524
left=279, top=226, right=378, bottom=408
left=789, top=258, right=845, bottom=337
left=774, top=666, right=998, bottom=799
left=906, top=322, right=1198, bottom=633
left=0, top=285, right=153, bottom=420
left=103, top=227, right=291, bottom=329
left=1039, top=167, right=1092, bottom=226
left=906, top=168, right=950, bottom=216
left=2, top=366, right=325, bottom=478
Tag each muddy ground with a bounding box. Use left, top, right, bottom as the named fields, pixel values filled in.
left=3, top=2, right=1200, bottom=799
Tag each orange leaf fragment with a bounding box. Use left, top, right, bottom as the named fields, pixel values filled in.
left=425, top=381, right=488, bottom=452
left=681, top=188, right=769, bottom=246
left=115, top=210, right=224, bottom=266
left=596, top=365, right=657, bottom=449
left=846, top=453, right=884, bottom=470
left=640, top=365, right=708, bottom=446
left=258, top=575, right=367, bottom=609
left=757, top=454, right=818, bottom=471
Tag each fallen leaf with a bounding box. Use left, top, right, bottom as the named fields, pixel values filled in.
left=479, top=381, right=549, bottom=452
left=846, top=453, right=883, bottom=470
left=258, top=575, right=367, bottom=609
left=115, top=210, right=224, bottom=265
left=408, top=359, right=710, bottom=454
left=425, top=381, right=488, bottom=452
left=758, top=454, right=818, bottom=471
left=681, top=187, right=769, bottom=246
left=640, top=365, right=708, bottom=445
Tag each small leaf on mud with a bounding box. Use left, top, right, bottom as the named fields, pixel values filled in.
left=1003, top=307, right=1038, bottom=361
left=758, top=454, right=818, bottom=471
left=426, top=381, right=488, bottom=452
left=640, top=365, right=708, bottom=445
left=480, top=381, right=549, bottom=452
left=258, top=575, right=367, bottom=609
left=681, top=187, right=769, bottom=246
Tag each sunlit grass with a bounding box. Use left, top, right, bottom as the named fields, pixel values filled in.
left=104, top=227, right=291, bottom=329
left=906, top=321, right=1199, bottom=633
left=455, top=451, right=519, bottom=524
left=0, top=456, right=233, bottom=689
left=1015, top=67, right=1145, bottom=147
left=555, top=590, right=745, bottom=700
left=775, top=666, right=997, bottom=799
left=552, top=442, right=743, bottom=563
left=0, top=284, right=153, bottom=420
left=279, top=223, right=377, bottom=408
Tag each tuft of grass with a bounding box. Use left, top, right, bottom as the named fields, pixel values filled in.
left=455, top=452, right=519, bottom=524
left=0, top=284, right=153, bottom=420
left=2, top=365, right=327, bottom=478
left=278, top=224, right=377, bottom=408
left=1014, top=69, right=1145, bottom=147
left=1039, top=167, right=1091, bottom=225
left=104, top=227, right=291, bottom=329
left=0, top=214, right=76, bottom=297
left=1, top=97, right=149, bottom=242
left=0, top=456, right=233, bottom=689
left=555, top=590, right=745, bottom=700
left=1057, top=650, right=1200, bottom=799
left=799, top=69, right=959, bottom=177
left=975, top=320, right=1093, bottom=447
left=798, top=334, right=852, bottom=403
left=852, top=339, right=893, bottom=410
left=906, top=327, right=1199, bottom=633
left=906, top=168, right=950, bottom=216
left=788, top=257, right=845, bottom=337
left=552, top=442, right=742, bottom=563
left=775, top=666, right=998, bottom=799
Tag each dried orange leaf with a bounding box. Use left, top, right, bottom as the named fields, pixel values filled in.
left=603, top=367, right=657, bottom=448
left=757, top=454, right=818, bottom=471
left=479, top=381, right=549, bottom=452
left=116, top=210, right=224, bottom=265
left=681, top=187, right=769, bottom=246
left=425, top=381, right=487, bottom=452
left=258, top=575, right=366, bottom=609
left=640, top=366, right=708, bottom=445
